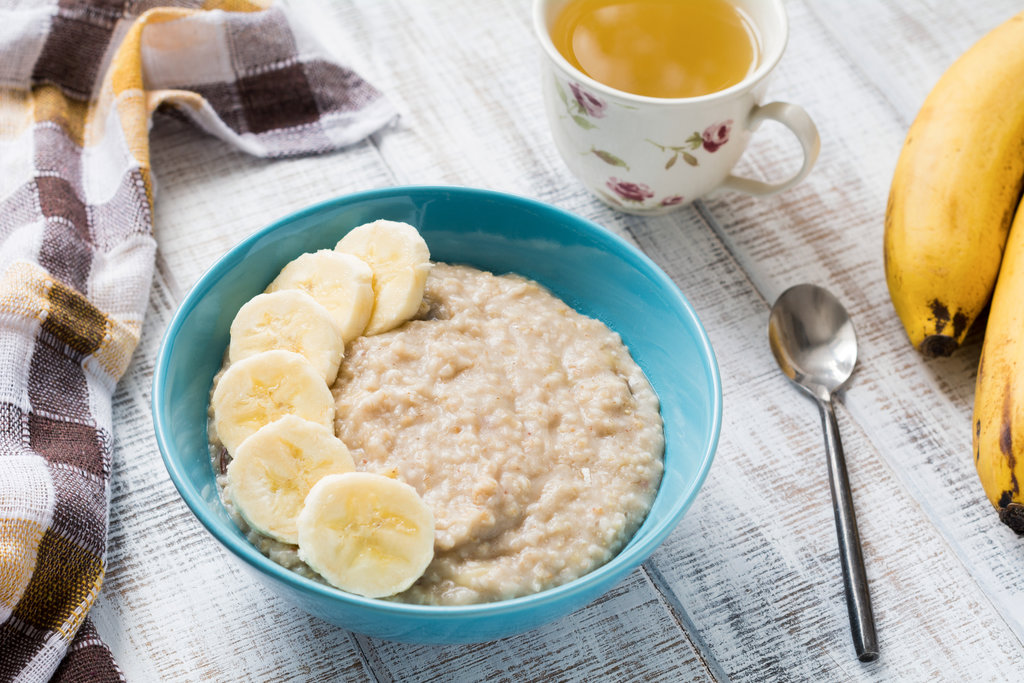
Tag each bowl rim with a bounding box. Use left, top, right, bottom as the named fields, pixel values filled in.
left=152, top=185, right=722, bottom=617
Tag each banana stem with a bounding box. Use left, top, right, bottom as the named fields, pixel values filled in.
left=817, top=396, right=879, bottom=663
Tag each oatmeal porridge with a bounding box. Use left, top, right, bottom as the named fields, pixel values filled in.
left=211, top=262, right=664, bottom=605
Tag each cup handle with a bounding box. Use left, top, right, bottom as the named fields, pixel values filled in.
left=719, top=101, right=821, bottom=196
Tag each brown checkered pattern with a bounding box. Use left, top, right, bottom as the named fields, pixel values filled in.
left=0, top=1, right=395, bottom=680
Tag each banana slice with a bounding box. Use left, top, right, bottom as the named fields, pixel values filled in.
left=227, top=415, right=355, bottom=544
left=297, top=471, right=435, bottom=598
left=335, top=220, right=431, bottom=336
left=266, top=250, right=375, bottom=343
left=212, top=349, right=335, bottom=454
left=229, top=290, right=344, bottom=383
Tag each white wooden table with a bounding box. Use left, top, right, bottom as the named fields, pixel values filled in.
left=92, top=0, right=1024, bottom=680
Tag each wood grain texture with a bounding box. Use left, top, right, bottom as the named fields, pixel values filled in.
left=699, top=0, right=1024, bottom=664
left=358, top=569, right=713, bottom=683
left=86, top=0, right=1024, bottom=680
left=629, top=206, right=1022, bottom=681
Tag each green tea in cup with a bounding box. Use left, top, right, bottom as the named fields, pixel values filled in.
left=550, top=0, right=761, bottom=98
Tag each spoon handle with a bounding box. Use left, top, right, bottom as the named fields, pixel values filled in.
left=817, top=397, right=879, bottom=662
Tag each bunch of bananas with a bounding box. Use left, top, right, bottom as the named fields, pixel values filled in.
left=883, top=11, right=1024, bottom=531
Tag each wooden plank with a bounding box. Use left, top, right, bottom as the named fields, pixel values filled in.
left=288, top=0, right=594, bottom=211
left=627, top=205, right=1023, bottom=680
left=359, top=569, right=713, bottom=683
left=806, top=0, right=1023, bottom=126
left=800, top=0, right=1024, bottom=644
left=640, top=0, right=1024, bottom=677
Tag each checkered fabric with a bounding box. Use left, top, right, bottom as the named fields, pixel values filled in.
left=0, top=1, right=395, bottom=680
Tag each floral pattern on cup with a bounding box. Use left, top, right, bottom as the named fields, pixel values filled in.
left=570, top=83, right=607, bottom=118
left=701, top=120, right=733, bottom=152
left=587, top=147, right=629, bottom=170
left=554, top=78, right=607, bottom=130
left=606, top=177, right=654, bottom=203
left=648, top=138, right=700, bottom=169
left=646, top=120, right=733, bottom=169
left=599, top=182, right=686, bottom=210
left=549, top=76, right=743, bottom=211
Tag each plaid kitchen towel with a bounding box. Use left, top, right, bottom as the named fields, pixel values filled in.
left=0, top=1, right=395, bottom=680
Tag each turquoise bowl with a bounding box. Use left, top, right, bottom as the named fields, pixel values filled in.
left=153, top=186, right=721, bottom=643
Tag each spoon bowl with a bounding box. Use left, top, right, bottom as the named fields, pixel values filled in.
left=769, top=283, right=858, bottom=400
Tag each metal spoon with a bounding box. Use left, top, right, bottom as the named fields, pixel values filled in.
left=768, top=283, right=879, bottom=663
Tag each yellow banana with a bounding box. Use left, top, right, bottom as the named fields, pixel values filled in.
left=884, top=10, right=1024, bottom=357
left=974, top=195, right=1024, bottom=533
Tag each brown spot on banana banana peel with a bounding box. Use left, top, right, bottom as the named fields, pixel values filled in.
left=952, top=310, right=968, bottom=339
left=921, top=335, right=958, bottom=357
left=999, top=503, right=1024, bottom=535
left=995, top=381, right=1021, bottom=532
left=918, top=300, right=962, bottom=357
left=976, top=420, right=982, bottom=462
left=929, top=299, right=950, bottom=333
left=1000, top=422, right=1015, bottom=463
left=1000, top=382, right=1018, bottom=490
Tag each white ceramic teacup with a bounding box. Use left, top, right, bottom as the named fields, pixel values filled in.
left=533, top=0, right=820, bottom=215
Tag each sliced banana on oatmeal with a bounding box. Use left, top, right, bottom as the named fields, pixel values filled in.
left=229, top=290, right=344, bottom=383
left=212, top=349, right=335, bottom=454
left=227, top=415, right=355, bottom=544
left=335, top=220, right=431, bottom=336
left=297, top=471, right=435, bottom=598
left=266, top=250, right=375, bottom=343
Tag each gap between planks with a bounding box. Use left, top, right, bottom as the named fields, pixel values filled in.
left=641, top=561, right=730, bottom=683
left=617, top=205, right=733, bottom=683
left=691, top=199, right=770, bottom=310
left=797, top=1, right=914, bottom=133
left=350, top=632, right=388, bottom=683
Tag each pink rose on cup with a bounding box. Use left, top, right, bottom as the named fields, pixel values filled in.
left=702, top=120, right=733, bottom=152
left=570, top=83, right=607, bottom=118
left=607, top=178, right=654, bottom=203
left=660, top=195, right=686, bottom=207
